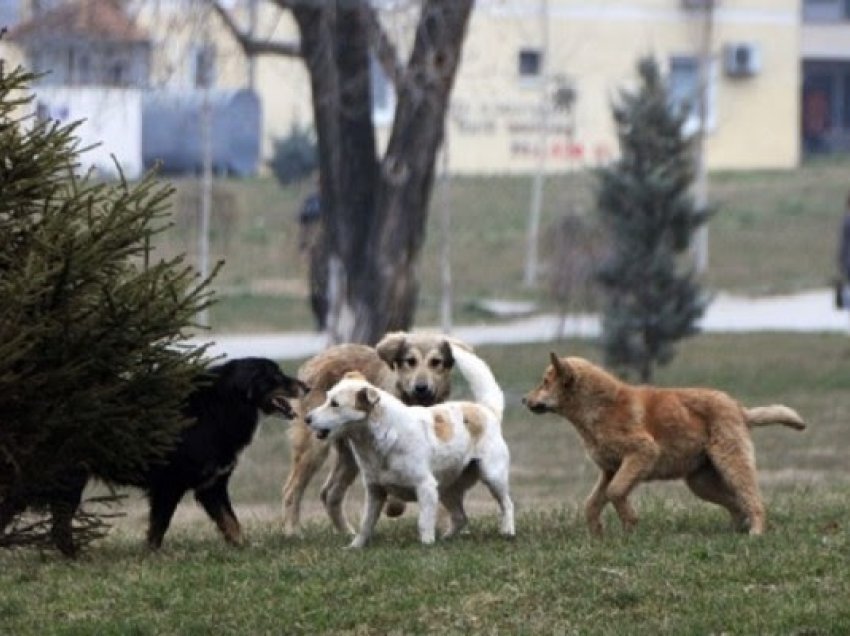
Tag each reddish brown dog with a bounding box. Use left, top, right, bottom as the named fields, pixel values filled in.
left=523, top=353, right=806, bottom=536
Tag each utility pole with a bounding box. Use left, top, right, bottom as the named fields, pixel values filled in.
left=523, top=0, right=549, bottom=287
left=693, top=0, right=714, bottom=274
left=439, top=129, right=453, bottom=333
left=198, top=0, right=213, bottom=327
left=247, top=0, right=258, bottom=89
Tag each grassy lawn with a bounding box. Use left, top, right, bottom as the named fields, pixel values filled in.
left=3, top=333, right=850, bottom=634
left=1, top=498, right=847, bottom=635
left=159, top=159, right=850, bottom=333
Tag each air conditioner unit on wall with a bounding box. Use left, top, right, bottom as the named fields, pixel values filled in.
left=723, top=42, right=761, bottom=78
left=681, top=0, right=718, bottom=8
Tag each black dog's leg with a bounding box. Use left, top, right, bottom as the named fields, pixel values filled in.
left=194, top=476, right=243, bottom=546
left=147, top=487, right=184, bottom=550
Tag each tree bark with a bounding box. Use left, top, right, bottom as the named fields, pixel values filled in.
left=219, top=0, right=473, bottom=344
left=366, top=0, right=473, bottom=343
left=291, top=0, right=473, bottom=344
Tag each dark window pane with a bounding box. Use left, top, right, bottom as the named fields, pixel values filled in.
left=195, top=45, right=216, bottom=89
left=519, top=49, right=541, bottom=77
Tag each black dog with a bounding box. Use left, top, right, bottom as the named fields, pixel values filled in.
left=139, top=357, right=308, bottom=549
left=3, top=357, right=307, bottom=555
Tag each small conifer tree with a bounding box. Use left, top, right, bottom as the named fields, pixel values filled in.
left=595, top=56, right=711, bottom=382
left=0, top=60, right=218, bottom=552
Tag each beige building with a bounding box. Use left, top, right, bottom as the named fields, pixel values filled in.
left=444, top=0, right=801, bottom=173
left=2, top=0, right=803, bottom=174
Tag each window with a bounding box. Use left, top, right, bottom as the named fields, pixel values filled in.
left=803, top=0, right=850, bottom=21
left=193, top=44, right=216, bottom=88
left=518, top=48, right=542, bottom=79
left=668, top=55, right=716, bottom=134
left=370, top=55, right=395, bottom=126
left=35, top=101, right=50, bottom=122
left=66, top=48, right=75, bottom=85
left=78, top=55, right=91, bottom=85
left=108, top=61, right=128, bottom=86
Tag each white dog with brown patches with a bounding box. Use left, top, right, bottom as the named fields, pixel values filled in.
left=305, top=343, right=515, bottom=548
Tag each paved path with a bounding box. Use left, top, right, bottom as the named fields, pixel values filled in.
left=187, top=288, right=850, bottom=361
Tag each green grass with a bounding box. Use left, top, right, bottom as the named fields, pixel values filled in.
left=1, top=497, right=848, bottom=635
left=3, top=333, right=850, bottom=634
left=157, top=159, right=850, bottom=333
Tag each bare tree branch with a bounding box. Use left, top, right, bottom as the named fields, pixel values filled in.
left=210, top=0, right=302, bottom=58
left=360, top=4, right=404, bottom=89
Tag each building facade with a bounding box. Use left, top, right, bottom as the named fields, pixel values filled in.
left=443, top=0, right=800, bottom=173
left=2, top=0, right=804, bottom=175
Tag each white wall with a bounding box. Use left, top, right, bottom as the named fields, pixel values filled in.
left=33, top=87, right=143, bottom=179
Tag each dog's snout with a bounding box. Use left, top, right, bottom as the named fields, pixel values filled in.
left=414, top=383, right=431, bottom=396
left=304, top=414, right=312, bottom=426
left=526, top=400, right=548, bottom=414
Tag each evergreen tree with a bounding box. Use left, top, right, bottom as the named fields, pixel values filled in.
left=0, top=61, right=218, bottom=551
left=595, top=56, right=712, bottom=382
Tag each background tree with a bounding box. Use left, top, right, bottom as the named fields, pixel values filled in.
left=215, top=0, right=473, bottom=343
left=595, top=56, right=712, bottom=382
left=0, top=62, right=217, bottom=553
left=544, top=212, right=606, bottom=339
left=268, top=123, right=318, bottom=186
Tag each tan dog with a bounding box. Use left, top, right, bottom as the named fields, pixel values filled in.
left=281, top=332, right=459, bottom=536
left=523, top=353, right=806, bottom=536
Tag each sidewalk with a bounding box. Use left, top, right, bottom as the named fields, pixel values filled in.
left=187, top=288, right=850, bottom=361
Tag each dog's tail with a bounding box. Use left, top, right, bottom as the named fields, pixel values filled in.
left=450, top=343, right=504, bottom=420
left=744, top=405, right=806, bottom=430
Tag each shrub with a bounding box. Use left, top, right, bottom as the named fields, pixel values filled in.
left=268, top=123, right=318, bottom=186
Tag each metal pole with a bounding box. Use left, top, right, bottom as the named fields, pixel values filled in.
left=198, top=2, right=213, bottom=327
left=523, top=0, right=549, bottom=287
left=247, top=0, right=258, bottom=89
left=439, top=128, right=453, bottom=333
left=693, top=1, right=714, bottom=274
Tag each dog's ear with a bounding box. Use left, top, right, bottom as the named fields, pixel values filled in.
left=375, top=332, right=406, bottom=367
left=549, top=352, right=575, bottom=386
left=439, top=341, right=455, bottom=369
left=439, top=337, right=473, bottom=370
left=356, top=386, right=381, bottom=411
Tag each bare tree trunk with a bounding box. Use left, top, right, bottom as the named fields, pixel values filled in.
left=292, top=0, right=473, bottom=344
left=292, top=5, right=379, bottom=343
